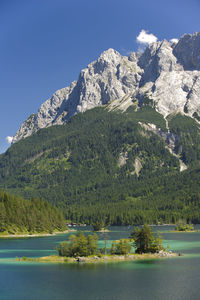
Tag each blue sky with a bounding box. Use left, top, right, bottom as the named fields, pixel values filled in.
left=0, top=0, right=200, bottom=153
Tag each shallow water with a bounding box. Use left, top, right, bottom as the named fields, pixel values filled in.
left=0, top=225, right=200, bottom=300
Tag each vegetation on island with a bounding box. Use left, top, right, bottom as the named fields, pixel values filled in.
left=110, top=239, right=131, bottom=255
left=175, top=220, right=194, bottom=232
left=57, top=231, right=98, bottom=257
left=130, top=224, right=164, bottom=254
left=0, top=107, right=200, bottom=225
left=16, top=225, right=177, bottom=264
left=56, top=231, right=133, bottom=258
left=0, top=190, right=67, bottom=235
left=92, top=221, right=108, bottom=231
left=56, top=225, right=165, bottom=260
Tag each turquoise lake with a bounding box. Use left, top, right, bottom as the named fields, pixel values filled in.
left=0, top=225, right=200, bottom=300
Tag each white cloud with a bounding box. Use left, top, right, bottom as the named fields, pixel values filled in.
left=137, top=30, right=158, bottom=45
left=170, top=38, right=179, bottom=44
left=6, top=136, right=13, bottom=144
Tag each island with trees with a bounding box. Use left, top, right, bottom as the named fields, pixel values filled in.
left=169, top=220, right=198, bottom=232
left=92, top=221, right=109, bottom=232
left=175, top=224, right=194, bottom=232
left=17, top=225, right=176, bottom=263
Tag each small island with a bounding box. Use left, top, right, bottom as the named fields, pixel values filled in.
left=175, top=224, right=194, bottom=232
left=170, top=221, right=199, bottom=233
left=17, top=225, right=177, bottom=264
left=91, top=221, right=110, bottom=232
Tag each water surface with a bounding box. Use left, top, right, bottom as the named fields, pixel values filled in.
left=0, top=225, right=200, bottom=300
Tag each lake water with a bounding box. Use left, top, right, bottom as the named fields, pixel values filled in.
left=0, top=225, right=200, bottom=300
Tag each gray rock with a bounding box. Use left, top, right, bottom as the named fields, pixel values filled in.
left=173, top=32, right=200, bottom=70
left=77, top=257, right=85, bottom=262
left=102, top=256, right=109, bottom=260
left=13, top=32, right=200, bottom=143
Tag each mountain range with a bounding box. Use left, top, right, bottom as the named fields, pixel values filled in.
left=13, top=32, right=200, bottom=143
left=0, top=32, right=200, bottom=225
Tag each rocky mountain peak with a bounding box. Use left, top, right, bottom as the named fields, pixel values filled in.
left=173, top=32, right=200, bottom=70
left=98, top=48, right=121, bottom=62
left=12, top=32, right=200, bottom=143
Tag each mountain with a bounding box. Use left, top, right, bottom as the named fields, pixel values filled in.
left=1, top=32, right=200, bottom=225
left=13, top=32, right=200, bottom=143
left=0, top=106, right=200, bottom=225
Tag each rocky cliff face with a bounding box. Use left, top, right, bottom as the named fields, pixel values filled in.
left=13, top=32, right=200, bottom=143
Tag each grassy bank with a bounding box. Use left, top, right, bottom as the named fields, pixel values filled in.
left=169, top=230, right=200, bottom=233
left=16, top=252, right=177, bottom=264
left=0, top=230, right=70, bottom=238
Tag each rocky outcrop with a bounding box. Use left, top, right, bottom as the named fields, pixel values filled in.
left=173, top=32, right=200, bottom=70
left=12, top=86, right=73, bottom=143
left=13, top=32, right=200, bottom=143
left=138, top=122, right=188, bottom=172
left=118, top=151, right=128, bottom=167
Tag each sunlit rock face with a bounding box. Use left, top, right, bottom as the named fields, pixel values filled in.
left=13, top=32, right=200, bottom=143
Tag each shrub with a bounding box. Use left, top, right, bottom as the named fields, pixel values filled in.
left=110, top=239, right=131, bottom=255
left=57, top=231, right=98, bottom=257
left=130, top=224, right=164, bottom=253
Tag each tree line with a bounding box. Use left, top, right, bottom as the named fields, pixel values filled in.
left=0, top=190, right=67, bottom=234
left=0, top=107, right=199, bottom=225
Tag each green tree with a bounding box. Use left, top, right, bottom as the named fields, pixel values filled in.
left=150, top=235, right=164, bottom=253
left=110, top=239, right=131, bottom=255
left=131, top=224, right=163, bottom=253
left=0, top=190, right=67, bottom=234
left=92, top=220, right=106, bottom=231
left=87, top=234, right=98, bottom=255
left=56, top=241, right=70, bottom=257
left=57, top=231, right=98, bottom=257
left=69, top=232, right=88, bottom=256
left=0, top=202, right=6, bottom=232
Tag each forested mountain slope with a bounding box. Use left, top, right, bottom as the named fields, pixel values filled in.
left=0, top=106, right=200, bottom=224
left=0, top=190, right=66, bottom=234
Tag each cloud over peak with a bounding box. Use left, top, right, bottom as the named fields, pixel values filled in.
left=137, top=30, right=158, bottom=45
left=6, top=136, right=13, bottom=144
left=170, top=38, right=179, bottom=44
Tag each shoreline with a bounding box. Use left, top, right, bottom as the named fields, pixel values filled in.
left=0, top=230, right=71, bottom=239
left=16, top=251, right=177, bottom=264
left=168, top=230, right=200, bottom=233
left=95, top=229, right=110, bottom=233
